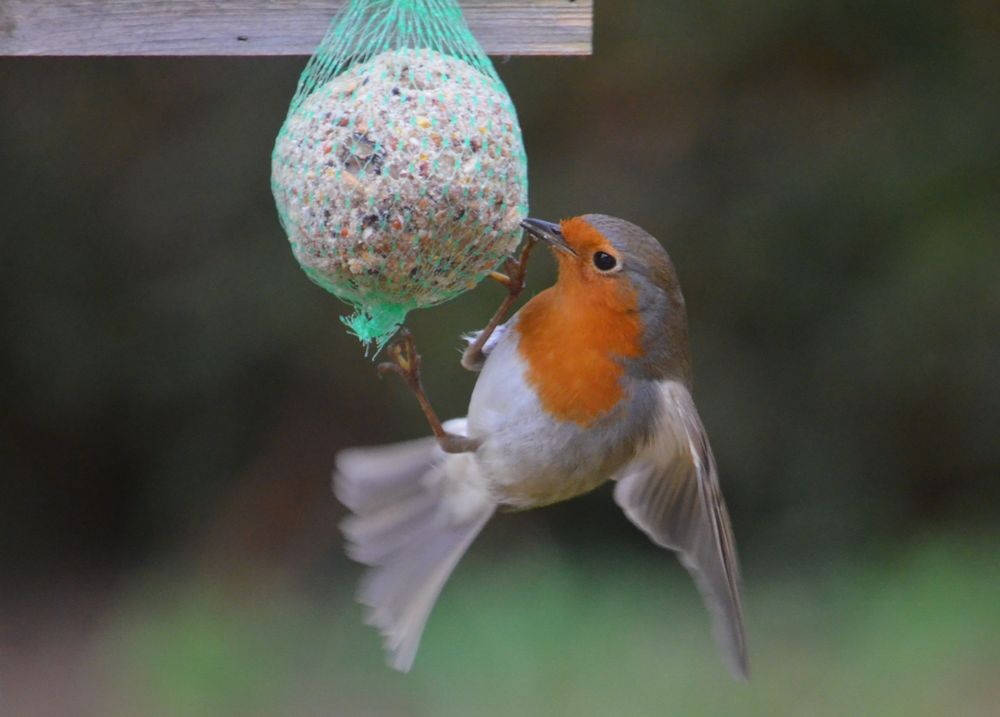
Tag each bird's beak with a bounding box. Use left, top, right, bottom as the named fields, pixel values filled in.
left=520, top=218, right=576, bottom=256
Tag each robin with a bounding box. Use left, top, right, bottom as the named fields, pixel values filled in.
left=335, top=214, right=748, bottom=679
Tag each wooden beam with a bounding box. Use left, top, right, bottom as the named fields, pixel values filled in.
left=0, top=1, right=592, bottom=56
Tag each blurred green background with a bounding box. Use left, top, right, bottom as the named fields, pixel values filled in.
left=1, top=1, right=998, bottom=715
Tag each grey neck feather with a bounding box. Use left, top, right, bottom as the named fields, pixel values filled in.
left=580, top=214, right=694, bottom=388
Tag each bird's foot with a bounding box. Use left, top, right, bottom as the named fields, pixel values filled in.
left=379, top=328, right=480, bottom=454
left=461, top=236, right=537, bottom=372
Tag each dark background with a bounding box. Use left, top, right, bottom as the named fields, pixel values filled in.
left=1, top=1, right=998, bottom=715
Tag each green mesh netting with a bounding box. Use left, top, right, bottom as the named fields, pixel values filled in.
left=271, top=0, right=529, bottom=350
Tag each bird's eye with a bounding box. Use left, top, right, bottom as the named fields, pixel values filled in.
left=593, top=251, right=618, bottom=272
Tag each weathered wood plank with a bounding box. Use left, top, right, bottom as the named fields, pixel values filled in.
left=0, top=0, right=592, bottom=56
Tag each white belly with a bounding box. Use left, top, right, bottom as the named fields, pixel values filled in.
left=465, top=323, right=621, bottom=507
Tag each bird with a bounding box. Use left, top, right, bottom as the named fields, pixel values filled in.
left=334, top=214, right=749, bottom=679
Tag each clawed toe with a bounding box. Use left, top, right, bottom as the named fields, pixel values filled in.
left=376, top=327, right=478, bottom=454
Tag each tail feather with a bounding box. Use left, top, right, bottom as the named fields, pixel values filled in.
left=336, top=435, right=441, bottom=513
left=334, top=419, right=494, bottom=672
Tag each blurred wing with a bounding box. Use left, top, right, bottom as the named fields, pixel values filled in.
left=613, top=380, right=749, bottom=680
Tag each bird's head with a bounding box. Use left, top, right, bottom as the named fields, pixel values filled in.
left=521, top=214, right=693, bottom=385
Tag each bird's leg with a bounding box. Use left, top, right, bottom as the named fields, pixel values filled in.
left=461, top=236, right=537, bottom=371
left=378, top=328, right=480, bottom=454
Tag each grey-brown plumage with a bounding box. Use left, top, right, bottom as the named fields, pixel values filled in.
left=335, top=213, right=749, bottom=679
left=583, top=214, right=693, bottom=385
left=579, top=215, right=748, bottom=678
left=613, top=382, right=749, bottom=679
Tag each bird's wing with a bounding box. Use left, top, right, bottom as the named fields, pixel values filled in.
left=613, top=380, right=749, bottom=680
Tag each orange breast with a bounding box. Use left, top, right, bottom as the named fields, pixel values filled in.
left=515, top=268, right=644, bottom=426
